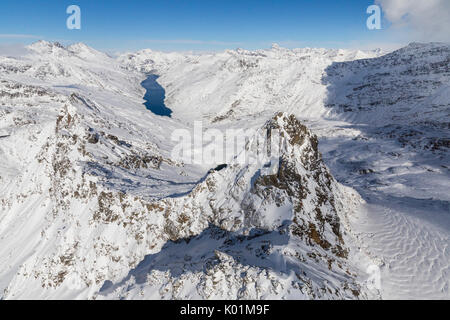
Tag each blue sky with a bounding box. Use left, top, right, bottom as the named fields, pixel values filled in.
left=0, top=0, right=431, bottom=52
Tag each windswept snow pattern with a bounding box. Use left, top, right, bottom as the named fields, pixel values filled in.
left=0, top=40, right=449, bottom=299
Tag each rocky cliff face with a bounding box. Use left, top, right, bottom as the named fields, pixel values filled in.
left=99, top=112, right=364, bottom=299
left=0, top=81, right=364, bottom=299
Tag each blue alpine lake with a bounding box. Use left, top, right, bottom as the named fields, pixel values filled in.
left=141, top=74, right=172, bottom=117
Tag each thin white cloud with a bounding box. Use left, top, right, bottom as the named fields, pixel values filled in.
left=268, top=40, right=306, bottom=48
left=376, top=0, right=450, bottom=42
left=143, top=39, right=244, bottom=46
left=345, top=41, right=405, bottom=52
left=0, top=43, right=30, bottom=57
left=0, top=34, right=41, bottom=39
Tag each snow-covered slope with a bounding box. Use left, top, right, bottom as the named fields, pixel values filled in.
left=113, top=42, right=450, bottom=299
left=323, top=42, right=449, bottom=152
left=317, top=42, right=450, bottom=299
left=118, top=44, right=382, bottom=124
left=100, top=113, right=366, bottom=299
left=0, top=41, right=448, bottom=299
left=0, top=41, right=143, bottom=98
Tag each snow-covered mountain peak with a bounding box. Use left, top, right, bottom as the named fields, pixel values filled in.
left=271, top=43, right=281, bottom=50
left=67, top=42, right=109, bottom=60
left=27, top=40, right=68, bottom=56
left=26, top=40, right=109, bottom=62
left=96, top=112, right=366, bottom=299
left=1, top=40, right=143, bottom=97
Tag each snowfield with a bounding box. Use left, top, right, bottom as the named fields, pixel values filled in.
left=0, top=41, right=448, bottom=299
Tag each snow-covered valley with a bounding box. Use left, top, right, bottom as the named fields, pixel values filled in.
left=0, top=41, right=448, bottom=299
